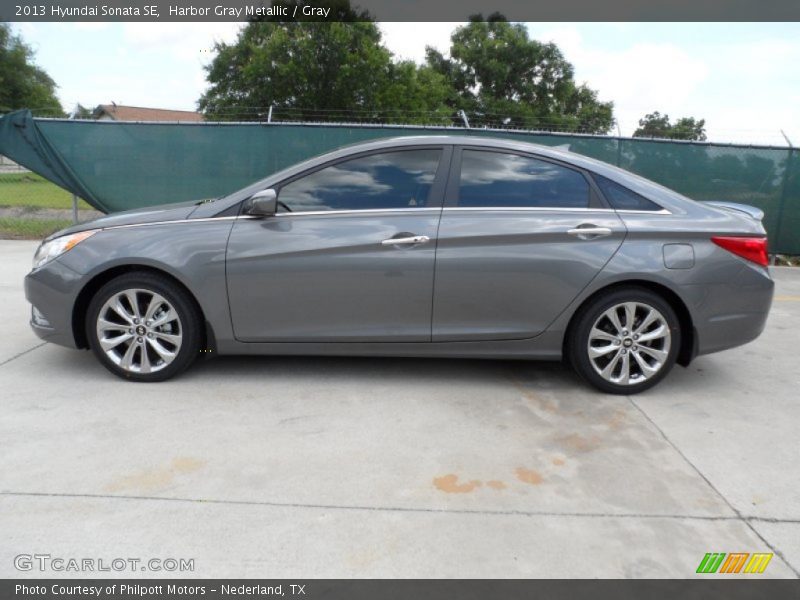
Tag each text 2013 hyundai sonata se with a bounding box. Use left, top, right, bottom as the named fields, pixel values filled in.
left=25, top=136, right=774, bottom=393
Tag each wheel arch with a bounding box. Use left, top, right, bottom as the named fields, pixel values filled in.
left=72, top=264, right=215, bottom=353
left=563, top=279, right=696, bottom=367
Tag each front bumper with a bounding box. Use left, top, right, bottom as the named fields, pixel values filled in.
left=24, top=259, right=85, bottom=349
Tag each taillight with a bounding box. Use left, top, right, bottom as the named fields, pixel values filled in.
left=711, top=236, right=769, bottom=267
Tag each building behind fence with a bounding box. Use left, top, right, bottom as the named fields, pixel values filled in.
left=0, top=112, right=798, bottom=254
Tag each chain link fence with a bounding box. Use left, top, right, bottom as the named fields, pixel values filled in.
left=0, top=154, right=102, bottom=239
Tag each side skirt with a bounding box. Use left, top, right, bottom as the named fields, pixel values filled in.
left=213, top=329, right=565, bottom=360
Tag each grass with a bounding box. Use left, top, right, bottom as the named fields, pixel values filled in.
left=0, top=217, right=73, bottom=239
left=0, top=172, right=93, bottom=210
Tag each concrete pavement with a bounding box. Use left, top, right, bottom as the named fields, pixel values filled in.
left=1, top=240, right=798, bottom=578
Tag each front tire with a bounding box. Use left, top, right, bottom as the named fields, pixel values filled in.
left=86, top=272, right=202, bottom=382
left=568, top=287, right=681, bottom=394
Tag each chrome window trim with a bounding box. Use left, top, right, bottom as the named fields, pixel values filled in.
left=616, top=208, right=673, bottom=215
left=274, top=207, right=673, bottom=216
left=442, top=207, right=616, bottom=213
left=274, top=208, right=442, bottom=217
left=443, top=207, right=673, bottom=215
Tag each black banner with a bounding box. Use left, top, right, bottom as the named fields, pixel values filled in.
left=4, top=580, right=800, bottom=600
left=2, top=0, right=800, bottom=22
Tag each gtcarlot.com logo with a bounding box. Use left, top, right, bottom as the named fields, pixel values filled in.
left=14, top=553, right=194, bottom=573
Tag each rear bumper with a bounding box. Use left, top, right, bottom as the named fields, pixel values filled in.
left=689, top=263, right=774, bottom=357
left=24, top=259, right=83, bottom=349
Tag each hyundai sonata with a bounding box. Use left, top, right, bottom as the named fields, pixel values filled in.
left=25, top=136, right=774, bottom=393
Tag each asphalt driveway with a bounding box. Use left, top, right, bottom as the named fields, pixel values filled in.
left=1, top=239, right=799, bottom=578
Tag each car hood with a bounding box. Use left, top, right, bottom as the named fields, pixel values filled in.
left=45, top=200, right=200, bottom=240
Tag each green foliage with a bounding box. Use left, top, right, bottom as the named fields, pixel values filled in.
left=201, top=20, right=387, bottom=120
left=70, top=103, right=94, bottom=119
left=0, top=23, right=64, bottom=117
left=199, top=4, right=614, bottom=130
left=376, top=61, right=454, bottom=124
left=634, top=111, right=707, bottom=141
left=0, top=172, right=91, bottom=210
left=425, top=16, right=614, bottom=133
left=0, top=217, right=72, bottom=239
left=199, top=1, right=450, bottom=123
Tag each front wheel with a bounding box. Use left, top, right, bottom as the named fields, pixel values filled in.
left=568, top=287, right=681, bottom=394
left=86, top=272, right=202, bottom=382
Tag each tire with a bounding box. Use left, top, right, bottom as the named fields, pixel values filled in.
left=567, top=286, right=681, bottom=395
left=86, top=271, right=202, bottom=382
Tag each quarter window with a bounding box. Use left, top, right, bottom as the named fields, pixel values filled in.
left=594, top=174, right=663, bottom=211
left=457, top=150, right=590, bottom=209
left=278, top=149, right=442, bottom=212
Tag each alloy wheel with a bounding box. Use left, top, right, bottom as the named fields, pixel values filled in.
left=95, top=288, right=183, bottom=374
left=587, top=301, right=671, bottom=386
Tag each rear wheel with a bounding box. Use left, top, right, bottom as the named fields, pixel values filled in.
left=86, top=272, right=202, bottom=382
left=568, top=287, right=680, bottom=394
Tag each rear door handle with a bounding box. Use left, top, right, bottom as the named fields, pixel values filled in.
left=381, top=235, right=430, bottom=246
left=567, top=226, right=612, bottom=239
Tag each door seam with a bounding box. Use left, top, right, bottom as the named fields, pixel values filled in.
left=429, top=147, right=456, bottom=342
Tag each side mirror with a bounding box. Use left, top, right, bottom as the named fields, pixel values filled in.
left=247, top=189, right=278, bottom=217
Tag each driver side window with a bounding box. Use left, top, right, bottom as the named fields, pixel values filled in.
left=278, top=149, right=442, bottom=212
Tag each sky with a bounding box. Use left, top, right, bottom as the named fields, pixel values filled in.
left=12, top=21, right=800, bottom=145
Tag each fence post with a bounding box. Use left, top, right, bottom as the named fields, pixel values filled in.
left=72, top=194, right=78, bottom=224
left=772, top=131, right=794, bottom=257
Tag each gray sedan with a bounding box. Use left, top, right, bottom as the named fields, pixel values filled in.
left=24, top=136, right=773, bottom=393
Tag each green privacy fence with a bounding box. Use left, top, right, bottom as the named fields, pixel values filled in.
left=0, top=109, right=798, bottom=253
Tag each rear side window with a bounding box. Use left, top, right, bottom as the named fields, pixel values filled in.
left=278, top=149, right=442, bottom=212
left=594, top=174, right=663, bottom=211
left=457, top=150, right=590, bottom=209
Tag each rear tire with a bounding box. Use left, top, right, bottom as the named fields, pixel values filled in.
left=86, top=272, right=202, bottom=382
left=568, top=286, right=680, bottom=394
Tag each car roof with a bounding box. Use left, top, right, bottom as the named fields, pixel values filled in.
left=339, top=134, right=579, bottom=162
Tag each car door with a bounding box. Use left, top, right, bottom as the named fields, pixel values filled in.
left=432, top=146, right=626, bottom=341
left=226, top=146, right=451, bottom=342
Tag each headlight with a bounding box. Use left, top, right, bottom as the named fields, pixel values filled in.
left=32, top=230, right=99, bottom=270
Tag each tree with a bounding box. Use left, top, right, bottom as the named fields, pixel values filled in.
left=634, top=112, right=707, bottom=141
left=70, top=103, right=93, bottom=119
left=426, top=16, right=614, bottom=133
left=0, top=23, right=64, bottom=117
left=375, top=61, right=453, bottom=124
left=199, top=1, right=451, bottom=123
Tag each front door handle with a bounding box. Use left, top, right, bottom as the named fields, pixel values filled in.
left=567, top=225, right=613, bottom=240
left=381, top=235, right=430, bottom=246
